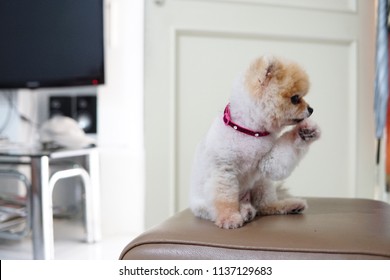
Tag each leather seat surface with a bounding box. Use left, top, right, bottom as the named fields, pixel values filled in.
left=119, top=198, right=390, bottom=259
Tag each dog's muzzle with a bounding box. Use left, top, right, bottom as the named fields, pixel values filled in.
left=293, top=106, right=313, bottom=123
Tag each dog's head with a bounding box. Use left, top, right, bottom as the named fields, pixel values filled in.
left=244, top=55, right=313, bottom=129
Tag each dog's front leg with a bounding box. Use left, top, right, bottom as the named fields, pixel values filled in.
left=260, top=119, right=320, bottom=181
left=213, top=174, right=244, bottom=229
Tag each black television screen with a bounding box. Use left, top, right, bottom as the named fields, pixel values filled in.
left=0, top=0, right=104, bottom=89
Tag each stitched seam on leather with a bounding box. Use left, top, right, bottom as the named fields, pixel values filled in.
left=120, top=241, right=390, bottom=259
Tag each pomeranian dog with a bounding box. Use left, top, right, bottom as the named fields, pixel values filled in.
left=189, top=55, right=320, bottom=229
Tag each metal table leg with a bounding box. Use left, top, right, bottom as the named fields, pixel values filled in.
left=30, top=156, right=54, bottom=260
left=84, top=149, right=101, bottom=242
left=49, top=167, right=94, bottom=243
left=0, top=169, right=31, bottom=240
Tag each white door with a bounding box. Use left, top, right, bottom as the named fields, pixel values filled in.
left=144, top=0, right=377, bottom=228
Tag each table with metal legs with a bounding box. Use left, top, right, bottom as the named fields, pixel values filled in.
left=0, top=147, right=101, bottom=259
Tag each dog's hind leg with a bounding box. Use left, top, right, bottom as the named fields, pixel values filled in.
left=258, top=198, right=307, bottom=215
left=251, top=181, right=307, bottom=215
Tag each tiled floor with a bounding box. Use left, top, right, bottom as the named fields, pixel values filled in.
left=0, top=218, right=137, bottom=260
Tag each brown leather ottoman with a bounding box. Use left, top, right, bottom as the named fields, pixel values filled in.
left=119, top=198, right=390, bottom=259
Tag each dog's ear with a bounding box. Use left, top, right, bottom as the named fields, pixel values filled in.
left=245, top=56, right=276, bottom=96
left=259, top=63, right=274, bottom=88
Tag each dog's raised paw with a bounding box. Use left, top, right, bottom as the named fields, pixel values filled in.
left=299, top=128, right=317, bottom=141
left=296, top=119, right=320, bottom=143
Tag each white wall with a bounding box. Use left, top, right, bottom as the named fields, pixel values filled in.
left=0, top=0, right=145, bottom=237
left=97, top=0, right=145, bottom=237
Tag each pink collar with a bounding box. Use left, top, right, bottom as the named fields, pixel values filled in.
left=223, top=104, right=270, bottom=137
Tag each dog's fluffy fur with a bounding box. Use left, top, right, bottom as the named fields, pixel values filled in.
left=189, top=55, right=320, bottom=229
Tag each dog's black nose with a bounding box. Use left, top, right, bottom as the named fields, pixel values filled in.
left=308, top=106, right=313, bottom=116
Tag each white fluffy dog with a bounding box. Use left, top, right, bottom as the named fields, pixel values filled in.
left=189, top=55, right=320, bottom=229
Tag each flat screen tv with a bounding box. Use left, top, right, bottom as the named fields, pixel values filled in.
left=0, top=0, right=104, bottom=89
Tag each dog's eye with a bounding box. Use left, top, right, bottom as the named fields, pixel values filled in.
left=291, top=95, right=301, bottom=105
